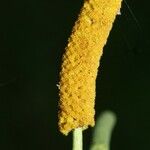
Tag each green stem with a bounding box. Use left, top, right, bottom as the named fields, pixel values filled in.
left=73, top=128, right=83, bottom=150
left=90, top=111, right=117, bottom=150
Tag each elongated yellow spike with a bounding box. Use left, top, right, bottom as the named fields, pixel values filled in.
left=58, top=0, right=122, bottom=135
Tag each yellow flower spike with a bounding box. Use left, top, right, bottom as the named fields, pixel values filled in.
left=58, top=0, right=122, bottom=135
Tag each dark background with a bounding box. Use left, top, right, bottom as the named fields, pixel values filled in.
left=0, top=0, right=150, bottom=149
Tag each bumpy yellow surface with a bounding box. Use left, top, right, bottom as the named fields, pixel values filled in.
left=58, top=0, right=122, bottom=135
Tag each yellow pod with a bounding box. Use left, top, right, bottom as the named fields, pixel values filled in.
left=58, top=0, right=122, bottom=135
